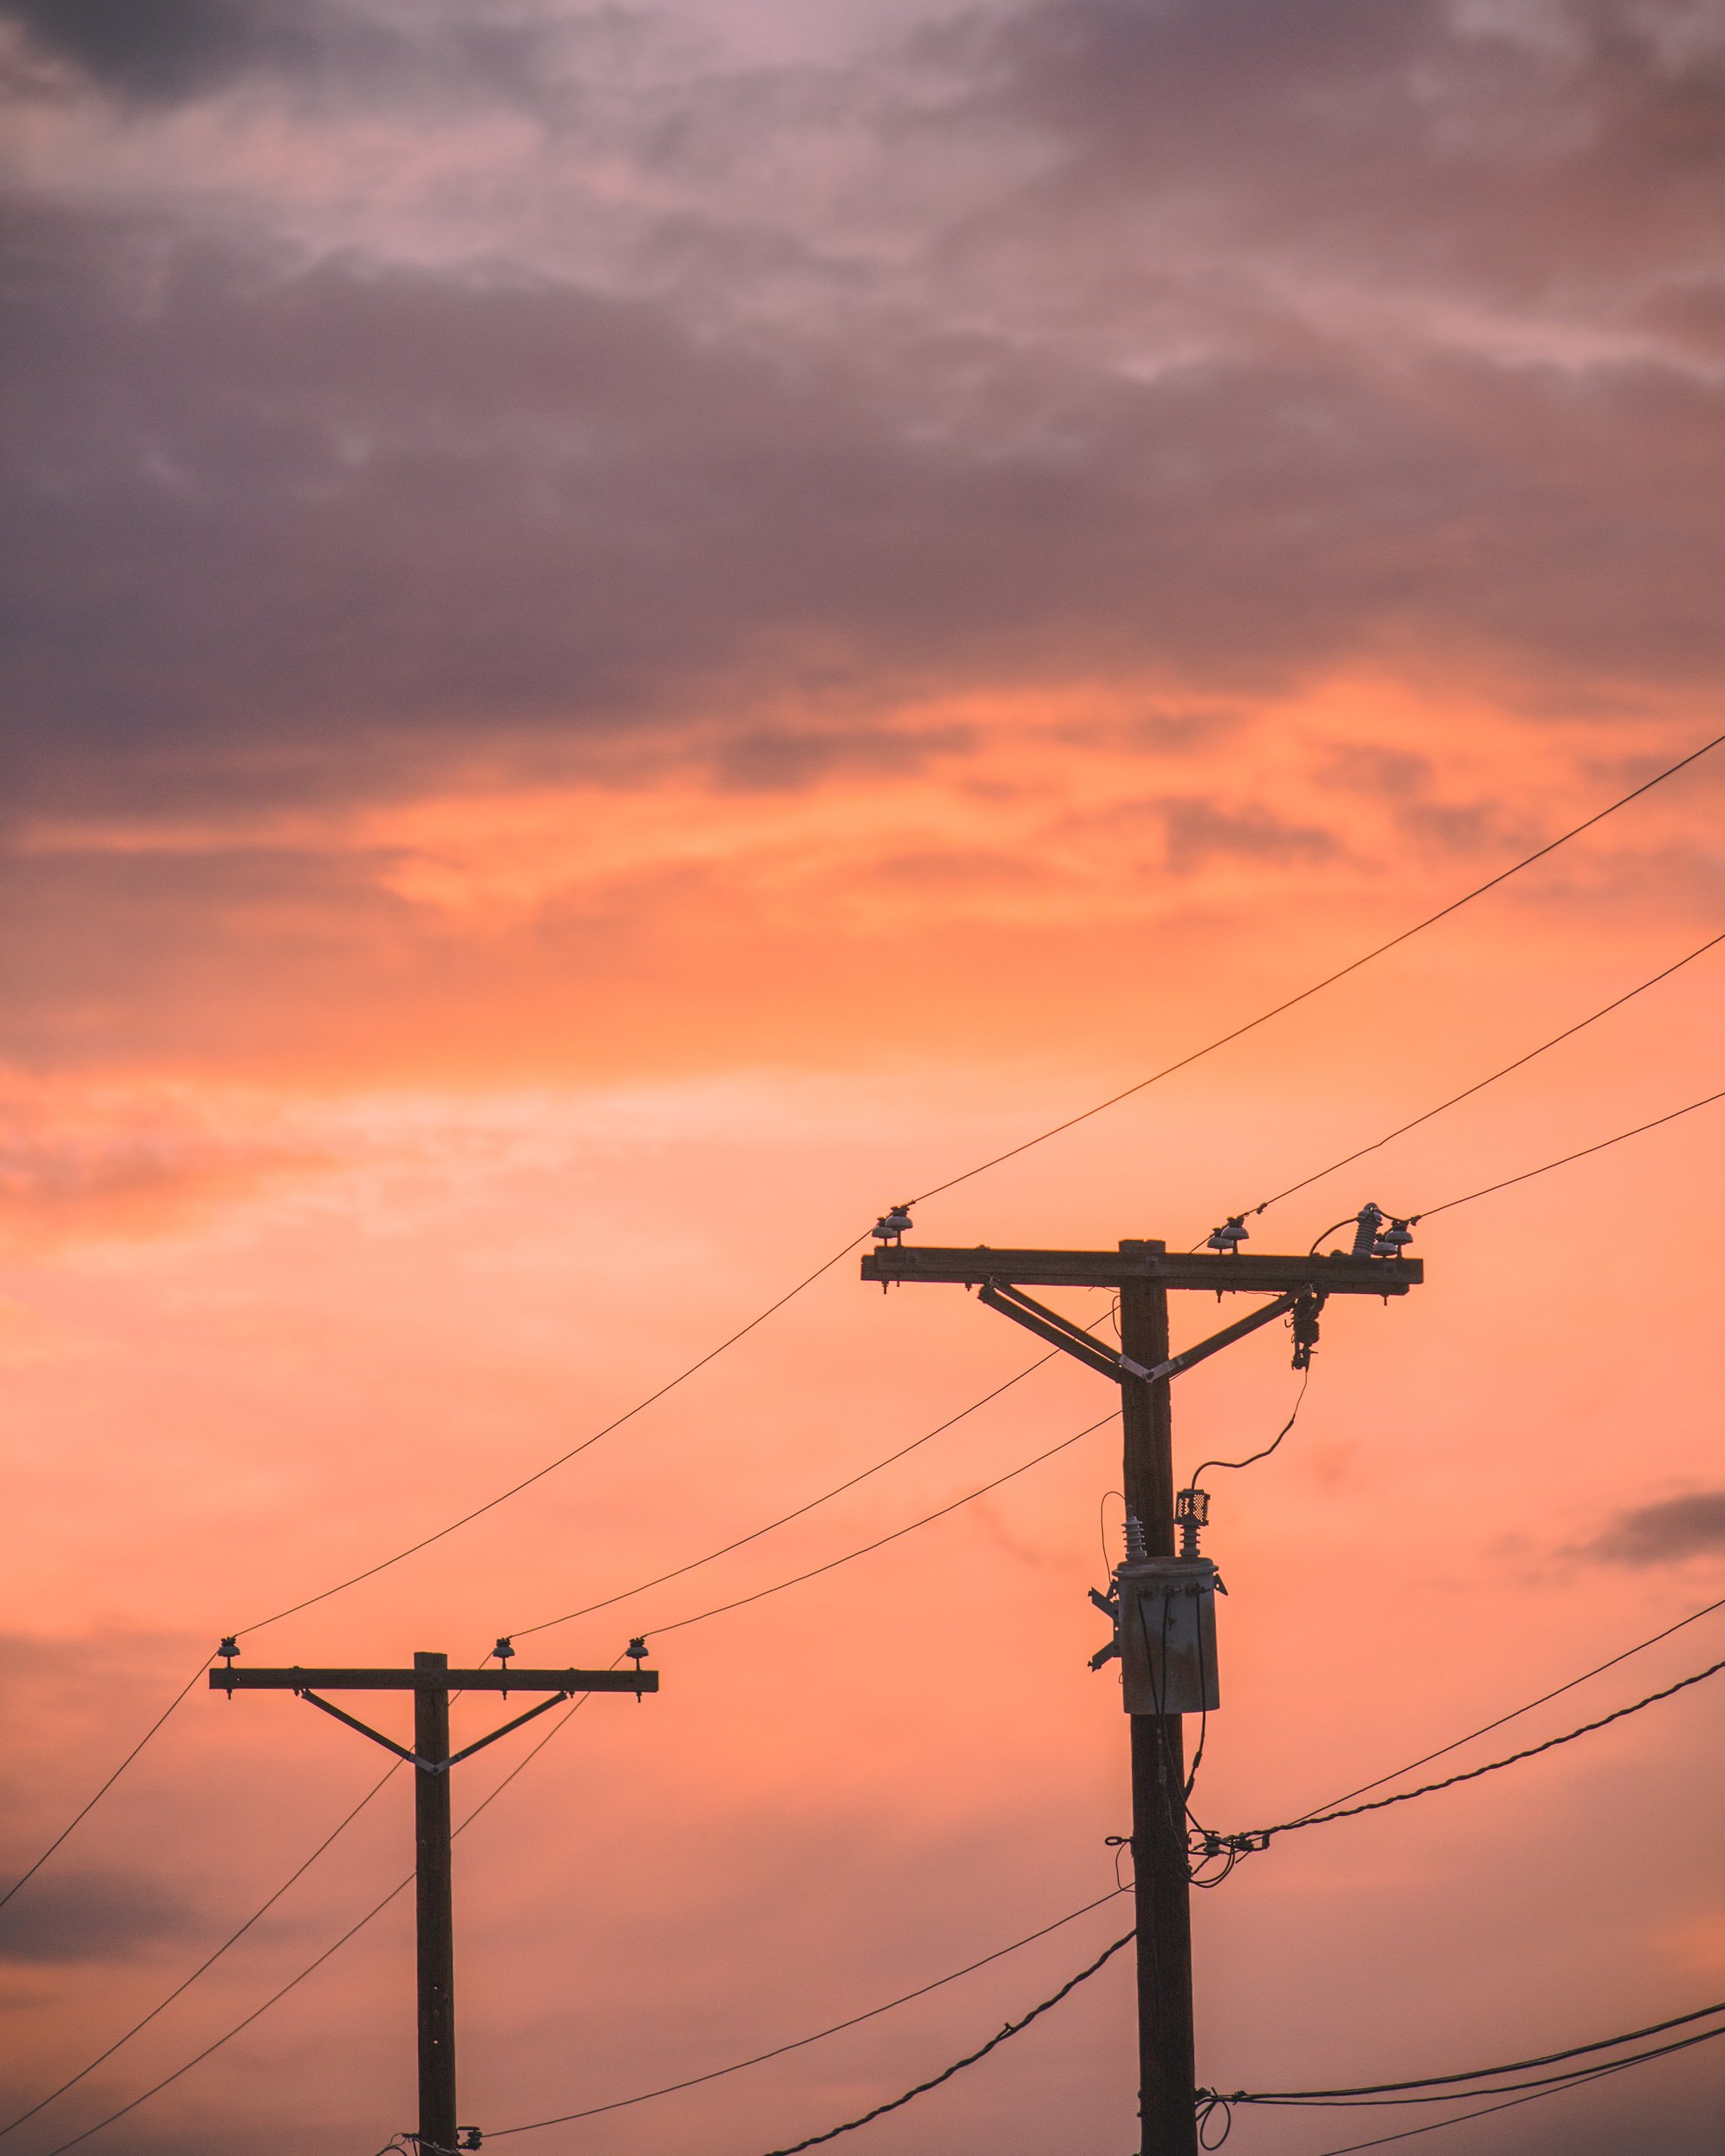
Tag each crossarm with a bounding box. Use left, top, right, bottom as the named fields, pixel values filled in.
left=209, top=1667, right=656, bottom=1694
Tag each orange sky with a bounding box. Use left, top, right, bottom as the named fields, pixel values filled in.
left=2, top=4, right=1723, bottom=2153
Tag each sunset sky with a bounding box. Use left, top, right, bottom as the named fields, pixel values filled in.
left=3, top=3, right=1723, bottom=2152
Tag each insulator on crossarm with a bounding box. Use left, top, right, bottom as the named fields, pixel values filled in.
left=1206, top=1214, right=1249, bottom=1255
left=1349, top=1202, right=1384, bottom=1257
left=872, top=1203, right=913, bottom=1245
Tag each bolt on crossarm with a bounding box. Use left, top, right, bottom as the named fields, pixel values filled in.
left=210, top=1641, right=658, bottom=2153
left=860, top=1208, right=1422, bottom=2156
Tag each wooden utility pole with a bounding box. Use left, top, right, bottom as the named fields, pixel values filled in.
left=862, top=1219, right=1421, bottom=2156
left=212, top=1645, right=657, bottom=2153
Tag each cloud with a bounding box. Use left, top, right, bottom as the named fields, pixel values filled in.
left=0, top=1865, right=205, bottom=1964
left=1582, top=1488, right=1725, bottom=1565
left=0, top=0, right=577, bottom=114
left=970, top=0, right=1725, bottom=315
left=6, top=180, right=1725, bottom=835
left=0, top=1080, right=329, bottom=1245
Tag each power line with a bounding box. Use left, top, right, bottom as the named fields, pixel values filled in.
left=1235, top=924, right=1725, bottom=1224
left=1213, top=1655, right=1725, bottom=1856
left=268, top=730, right=1720, bottom=1650
left=1290, top=2022, right=1725, bottom=2155
left=487, top=1888, right=1132, bottom=2135
left=0, top=1761, right=400, bottom=2138
left=233, top=1233, right=870, bottom=1641
left=59, top=1584, right=1725, bottom=2143
left=37, top=1686, right=615, bottom=2155
left=912, top=726, right=1725, bottom=1205
left=629, top=1407, right=1120, bottom=1643
left=1294, top=1591, right=1725, bottom=1823
left=1212, top=1996, right=1725, bottom=2103
left=755, top=1929, right=1135, bottom=2156
left=16, top=736, right=1723, bottom=1923
left=198, top=736, right=1722, bottom=1669
left=1410, top=1082, right=1725, bottom=1220
left=29, top=1394, right=1127, bottom=2142
left=507, top=1341, right=1075, bottom=1641
left=0, top=1653, right=210, bottom=1918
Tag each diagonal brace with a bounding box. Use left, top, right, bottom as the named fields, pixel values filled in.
left=443, top=1691, right=572, bottom=1768
left=299, top=1689, right=423, bottom=1766
left=1145, top=1291, right=1300, bottom=1385
left=979, top=1281, right=1128, bottom=1380
left=979, top=1279, right=1300, bottom=1388
left=300, top=1688, right=575, bottom=1773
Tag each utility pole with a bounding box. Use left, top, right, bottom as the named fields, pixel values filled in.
left=862, top=1205, right=1421, bottom=2156
left=212, top=1642, right=657, bottom=2153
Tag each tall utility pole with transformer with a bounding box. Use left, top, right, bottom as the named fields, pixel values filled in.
left=861, top=1202, right=1422, bottom=2156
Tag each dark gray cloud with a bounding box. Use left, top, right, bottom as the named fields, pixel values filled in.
left=0, top=1865, right=204, bottom=1963
left=5, top=183, right=1724, bottom=826
left=1, top=0, right=1722, bottom=833
left=0, top=0, right=573, bottom=112
left=1583, top=1489, right=1725, bottom=1565
left=970, top=0, right=1725, bottom=309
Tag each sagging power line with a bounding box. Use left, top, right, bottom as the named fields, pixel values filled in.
left=11, top=728, right=1718, bottom=1926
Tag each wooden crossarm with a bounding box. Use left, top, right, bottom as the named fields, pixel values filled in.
left=209, top=1666, right=656, bottom=1694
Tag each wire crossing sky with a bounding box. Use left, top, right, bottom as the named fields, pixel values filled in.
left=6, top=3, right=1725, bottom=2151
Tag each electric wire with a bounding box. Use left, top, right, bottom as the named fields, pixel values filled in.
left=637, top=1405, right=1121, bottom=1643
left=510, top=1295, right=1120, bottom=1643
left=506, top=1342, right=1075, bottom=1641
left=486, top=1888, right=1132, bottom=2135
left=755, top=1929, right=1136, bottom=2155
left=36, top=1682, right=617, bottom=2154
left=1232, top=2027, right=1725, bottom=2108
left=1410, top=1081, right=1725, bottom=1220
left=0, top=1761, right=400, bottom=2137
left=0, top=1654, right=210, bottom=1918
left=1212, top=1996, right=1725, bottom=2102
left=1232, top=924, right=1725, bottom=1224
left=911, top=726, right=1725, bottom=1205
left=233, top=1232, right=871, bottom=1640
left=229, top=735, right=1725, bottom=1659
left=1296, top=1589, right=1725, bottom=1823
left=33, top=1397, right=1126, bottom=2142
left=16, top=735, right=1724, bottom=1916
left=1190, top=1369, right=1310, bottom=1486
left=1295, top=2024, right=1725, bottom=2155
left=1221, top=1654, right=1725, bottom=1852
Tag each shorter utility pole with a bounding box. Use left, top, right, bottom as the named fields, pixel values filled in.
left=212, top=1642, right=657, bottom=2153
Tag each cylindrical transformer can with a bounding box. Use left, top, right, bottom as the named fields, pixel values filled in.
left=1115, top=1556, right=1220, bottom=1715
